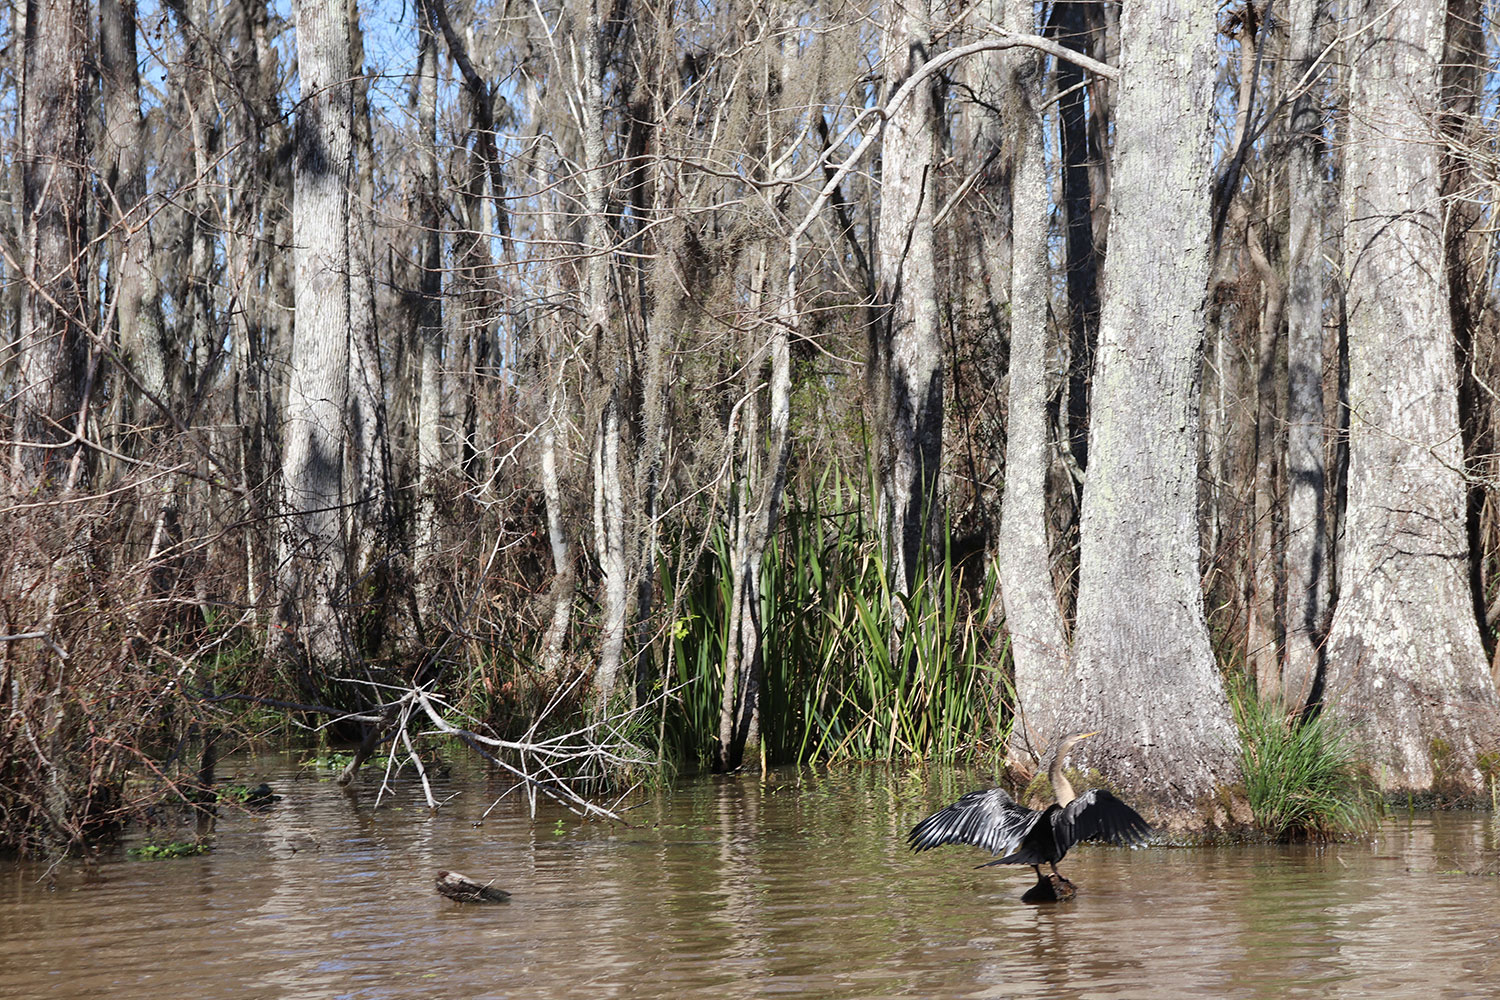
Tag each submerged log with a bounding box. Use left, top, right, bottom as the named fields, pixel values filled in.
left=435, top=870, right=511, bottom=904
left=1021, top=873, right=1076, bottom=904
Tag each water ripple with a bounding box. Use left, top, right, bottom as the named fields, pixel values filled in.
left=2, top=763, right=1497, bottom=999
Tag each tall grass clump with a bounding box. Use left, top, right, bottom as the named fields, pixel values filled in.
left=1230, top=678, right=1381, bottom=840
left=659, top=520, right=734, bottom=763
left=663, top=465, right=1009, bottom=766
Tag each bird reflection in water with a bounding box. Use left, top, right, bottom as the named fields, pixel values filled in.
left=907, top=731, right=1152, bottom=902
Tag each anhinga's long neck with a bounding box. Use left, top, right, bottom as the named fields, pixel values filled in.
left=1049, top=744, right=1077, bottom=807
left=1050, top=740, right=1086, bottom=809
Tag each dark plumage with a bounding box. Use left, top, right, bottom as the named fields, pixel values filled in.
left=907, top=784, right=1150, bottom=866
left=907, top=731, right=1151, bottom=891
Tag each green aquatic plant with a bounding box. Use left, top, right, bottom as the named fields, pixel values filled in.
left=299, top=749, right=391, bottom=772
left=663, top=464, right=1008, bottom=765
left=1478, top=750, right=1500, bottom=810
left=129, top=840, right=212, bottom=859
left=216, top=783, right=278, bottom=805
left=1230, top=679, right=1381, bottom=840
left=784, top=527, right=1005, bottom=763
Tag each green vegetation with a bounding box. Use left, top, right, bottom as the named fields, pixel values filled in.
left=1230, top=679, right=1382, bottom=840
left=1479, top=751, right=1500, bottom=810
left=216, top=783, right=278, bottom=805
left=299, top=750, right=392, bottom=773
left=129, top=840, right=213, bottom=860
left=664, top=468, right=1009, bottom=766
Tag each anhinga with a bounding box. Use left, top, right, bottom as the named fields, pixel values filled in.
left=906, top=731, right=1151, bottom=894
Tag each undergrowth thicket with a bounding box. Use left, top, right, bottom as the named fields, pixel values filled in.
left=5, top=464, right=1412, bottom=856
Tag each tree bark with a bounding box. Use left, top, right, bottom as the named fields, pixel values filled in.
left=958, top=7, right=1008, bottom=625
left=718, top=276, right=763, bottom=770
left=531, top=122, right=575, bottom=685
left=997, top=0, right=1070, bottom=753
left=13, top=0, right=89, bottom=484
left=427, top=0, right=504, bottom=490
left=167, top=0, right=216, bottom=399
left=871, top=0, right=943, bottom=613
left=1229, top=14, right=1286, bottom=700
left=1067, top=0, right=1245, bottom=827
left=577, top=0, right=630, bottom=709
left=1323, top=0, right=1500, bottom=795
left=1240, top=206, right=1287, bottom=700
left=592, top=389, right=629, bottom=707
left=718, top=247, right=790, bottom=771
left=539, top=410, right=575, bottom=680
left=99, top=0, right=166, bottom=407
left=714, top=23, right=798, bottom=769
left=414, top=0, right=444, bottom=588
left=225, top=0, right=285, bottom=624
left=1050, top=0, right=1101, bottom=476
left=347, top=0, right=390, bottom=576
left=9, top=0, right=90, bottom=841
left=278, top=0, right=353, bottom=667
left=1441, top=0, right=1493, bottom=688
left=1281, top=0, right=1328, bottom=708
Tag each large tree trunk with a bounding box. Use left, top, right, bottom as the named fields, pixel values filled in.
left=12, top=0, right=89, bottom=484
left=592, top=388, right=629, bottom=707
left=167, top=0, right=217, bottom=399
left=870, top=0, right=942, bottom=614
left=717, top=258, right=765, bottom=770
left=538, top=407, right=575, bottom=678
left=715, top=22, right=796, bottom=770
left=528, top=112, right=576, bottom=685
left=10, top=0, right=91, bottom=843
left=997, top=0, right=1070, bottom=754
left=960, top=7, right=1008, bottom=627
left=346, top=0, right=390, bottom=584
left=99, top=0, right=166, bottom=408
left=225, top=0, right=285, bottom=624
left=277, top=0, right=352, bottom=667
left=717, top=247, right=791, bottom=771
left=1322, top=0, right=1500, bottom=795
left=413, top=0, right=444, bottom=595
left=1067, top=0, right=1245, bottom=828
left=577, top=0, right=630, bottom=709
left=1280, top=0, right=1328, bottom=709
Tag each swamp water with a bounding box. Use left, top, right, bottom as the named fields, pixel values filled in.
left=2, top=753, right=1497, bottom=999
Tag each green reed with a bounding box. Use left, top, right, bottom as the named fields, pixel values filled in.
left=1229, top=677, right=1382, bottom=840
left=664, top=465, right=1009, bottom=766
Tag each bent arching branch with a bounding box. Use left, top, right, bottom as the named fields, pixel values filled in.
left=790, top=31, right=1117, bottom=248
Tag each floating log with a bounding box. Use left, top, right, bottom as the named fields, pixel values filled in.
left=435, top=870, right=511, bottom=904
left=1021, top=873, right=1076, bottom=904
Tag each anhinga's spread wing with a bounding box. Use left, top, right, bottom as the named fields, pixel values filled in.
left=1052, top=788, right=1152, bottom=853
left=907, top=788, right=1042, bottom=857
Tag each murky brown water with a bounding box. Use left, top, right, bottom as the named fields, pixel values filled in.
left=2, top=754, right=1497, bottom=999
